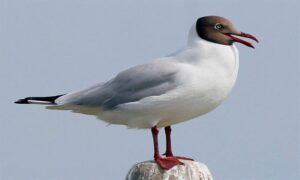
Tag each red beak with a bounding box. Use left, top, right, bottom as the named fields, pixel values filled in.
left=226, top=32, right=259, bottom=48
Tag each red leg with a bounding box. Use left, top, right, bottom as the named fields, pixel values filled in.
left=164, top=126, right=173, bottom=156
left=151, top=126, right=182, bottom=170
left=163, top=126, right=194, bottom=161
left=151, top=126, right=160, bottom=159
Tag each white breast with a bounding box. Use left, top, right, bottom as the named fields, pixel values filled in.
left=154, top=40, right=239, bottom=127
left=98, top=40, right=239, bottom=129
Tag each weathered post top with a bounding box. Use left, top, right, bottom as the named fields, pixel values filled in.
left=126, top=160, right=213, bottom=180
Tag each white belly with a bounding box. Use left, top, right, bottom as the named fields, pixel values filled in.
left=96, top=42, right=239, bottom=129
left=98, top=61, right=238, bottom=129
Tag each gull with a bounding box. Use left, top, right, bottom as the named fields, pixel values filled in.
left=15, top=16, right=258, bottom=170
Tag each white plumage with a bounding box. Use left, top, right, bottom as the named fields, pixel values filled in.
left=50, top=23, right=239, bottom=129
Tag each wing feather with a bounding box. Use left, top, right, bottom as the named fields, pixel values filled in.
left=56, top=60, right=179, bottom=109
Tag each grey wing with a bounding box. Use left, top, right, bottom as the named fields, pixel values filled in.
left=56, top=61, right=179, bottom=109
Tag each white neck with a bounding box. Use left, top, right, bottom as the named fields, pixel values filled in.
left=172, top=23, right=240, bottom=77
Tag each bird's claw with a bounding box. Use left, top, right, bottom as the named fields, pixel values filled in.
left=155, top=156, right=183, bottom=170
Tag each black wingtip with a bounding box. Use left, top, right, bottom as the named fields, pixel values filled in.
left=14, top=98, right=29, bottom=104
left=14, top=94, right=65, bottom=105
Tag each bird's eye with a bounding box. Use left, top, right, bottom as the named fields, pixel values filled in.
left=214, top=23, right=224, bottom=30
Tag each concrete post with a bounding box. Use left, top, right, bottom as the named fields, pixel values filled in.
left=126, top=160, right=213, bottom=180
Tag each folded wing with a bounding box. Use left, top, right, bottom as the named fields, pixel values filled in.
left=55, top=60, right=179, bottom=109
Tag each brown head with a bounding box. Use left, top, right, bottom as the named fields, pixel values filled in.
left=196, top=16, right=258, bottom=48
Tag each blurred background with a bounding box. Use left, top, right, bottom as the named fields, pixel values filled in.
left=1, top=0, right=299, bottom=179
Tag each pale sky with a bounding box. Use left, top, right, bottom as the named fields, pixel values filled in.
left=1, top=0, right=299, bottom=179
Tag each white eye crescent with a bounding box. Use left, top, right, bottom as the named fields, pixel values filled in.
left=214, top=23, right=224, bottom=30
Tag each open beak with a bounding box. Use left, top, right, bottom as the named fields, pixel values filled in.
left=226, top=32, right=259, bottom=48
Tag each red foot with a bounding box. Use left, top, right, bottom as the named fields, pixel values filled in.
left=155, top=156, right=183, bottom=170
left=172, top=156, right=194, bottom=161
left=163, top=152, right=194, bottom=161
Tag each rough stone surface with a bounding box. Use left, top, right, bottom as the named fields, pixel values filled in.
left=126, top=160, right=213, bottom=180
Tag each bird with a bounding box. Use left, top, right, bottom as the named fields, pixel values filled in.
left=15, top=16, right=258, bottom=170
